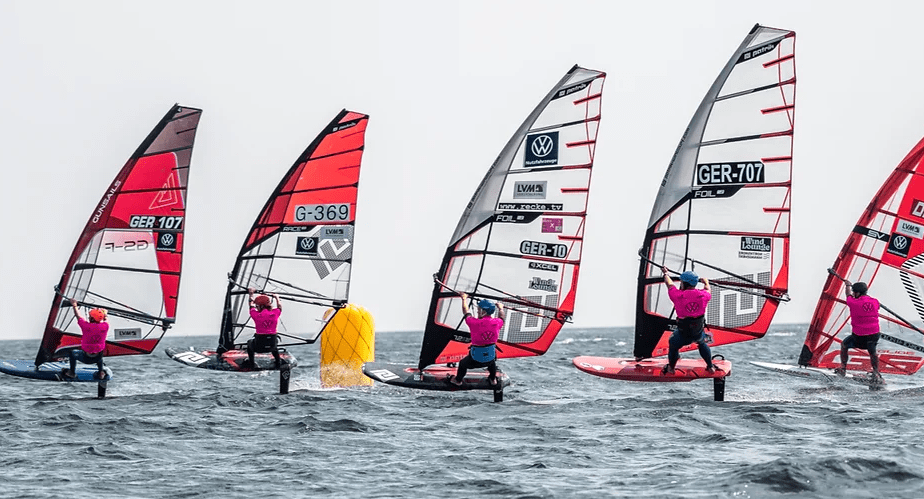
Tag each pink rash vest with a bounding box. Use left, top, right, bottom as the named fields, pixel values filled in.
left=465, top=315, right=503, bottom=346
left=76, top=317, right=108, bottom=355
left=250, top=308, right=282, bottom=335
left=846, top=295, right=880, bottom=336
left=667, top=287, right=712, bottom=319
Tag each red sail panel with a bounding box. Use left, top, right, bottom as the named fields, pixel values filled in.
left=634, top=25, right=795, bottom=359
left=218, top=110, right=369, bottom=351
left=36, top=105, right=202, bottom=365
left=800, top=137, right=924, bottom=375
left=418, top=65, right=606, bottom=369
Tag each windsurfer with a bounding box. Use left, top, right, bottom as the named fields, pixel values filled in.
left=660, top=267, right=718, bottom=375
left=61, top=299, right=108, bottom=380
left=835, top=281, right=881, bottom=381
left=245, top=288, right=284, bottom=369
left=449, top=293, right=504, bottom=386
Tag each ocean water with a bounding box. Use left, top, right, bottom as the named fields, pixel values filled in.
left=2, top=325, right=923, bottom=498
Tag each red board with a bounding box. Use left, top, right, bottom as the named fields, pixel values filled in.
left=572, top=356, right=731, bottom=382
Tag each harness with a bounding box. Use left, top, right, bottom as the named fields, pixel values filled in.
left=676, top=315, right=706, bottom=336
left=470, top=343, right=497, bottom=363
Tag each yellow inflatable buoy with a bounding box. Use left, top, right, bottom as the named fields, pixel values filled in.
left=319, top=304, right=375, bottom=387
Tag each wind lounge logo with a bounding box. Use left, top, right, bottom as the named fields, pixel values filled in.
left=156, top=231, right=177, bottom=251
left=528, top=277, right=558, bottom=292
left=738, top=236, right=770, bottom=260
left=524, top=132, right=558, bottom=167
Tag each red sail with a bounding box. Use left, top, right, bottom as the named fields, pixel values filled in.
left=36, top=105, right=202, bottom=365
left=800, top=137, right=924, bottom=375
left=218, top=110, right=369, bottom=351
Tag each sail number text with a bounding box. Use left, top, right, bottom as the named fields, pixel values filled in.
left=294, top=203, right=351, bottom=222
left=519, top=240, right=568, bottom=259
left=696, top=162, right=765, bottom=185
left=129, top=215, right=184, bottom=230
left=105, top=240, right=149, bottom=251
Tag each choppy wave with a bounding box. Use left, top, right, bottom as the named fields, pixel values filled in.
left=2, top=326, right=924, bottom=498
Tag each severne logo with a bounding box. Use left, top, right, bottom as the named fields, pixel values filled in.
left=524, top=132, right=559, bottom=167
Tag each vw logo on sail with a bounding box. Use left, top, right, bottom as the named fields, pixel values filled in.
left=531, top=135, right=554, bottom=157
left=887, top=232, right=911, bottom=258
left=156, top=231, right=178, bottom=251
left=296, top=236, right=319, bottom=256
left=524, top=131, right=559, bottom=167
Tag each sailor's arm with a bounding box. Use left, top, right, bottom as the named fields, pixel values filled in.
left=69, top=299, right=85, bottom=321
left=661, top=266, right=675, bottom=288
left=700, top=277, right=710, bottom=292
left=460, top=292, right=471, bottom=316
left=496, top=302, right=505, bottom=322
left=272, top=293, right=282, bottom=311
left=844, top=280, right=853, bottom=298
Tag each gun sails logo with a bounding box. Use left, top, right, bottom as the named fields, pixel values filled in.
left=524, top=132, right=558, bottom=167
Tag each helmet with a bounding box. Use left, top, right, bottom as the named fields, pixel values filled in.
left=680, top=271, right=699, bottom=287
left=477, top=299, right=496, bottom=315
left=254, top=295, right=272, bottom=308
left=89, top=308, right=107, bottom=322
left=852, top=282, right=868, bottom=296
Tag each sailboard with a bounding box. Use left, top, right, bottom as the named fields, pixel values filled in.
left=362, top=64, right=607, bottom=398
left=755, top=135, right=924, bottom=383
left=573, top=357, right=731, bottom=382
left=0, top=104, right=202, bottom=393
left=166, top=109, right=369, bottom=374
left=573, top=24, right=796, bottom=385
left=750, top=361, right=886, bottom=390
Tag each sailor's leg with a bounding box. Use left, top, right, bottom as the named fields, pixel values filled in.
left=69, top=349, right=79, bottom=373
left=246, top=339, right=256, bottom=365
left=696, top=337, right=713, bottom=366
left=867, top=338, right=880, bottom=375
left=454, top=355, right=474, bottom=382
left=667, top=331, right=684, bottom=368
left=270, top=335, right=281, bottom=366
left=487, top=360, right=498, bottom=385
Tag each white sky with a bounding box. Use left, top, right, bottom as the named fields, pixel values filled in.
left=2, top=1, right=924, bottom=341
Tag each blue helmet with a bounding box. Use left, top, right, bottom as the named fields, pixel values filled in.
left=477, top=299, right=496, bottom=314
left=680, top=271, right=699, bottom=287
